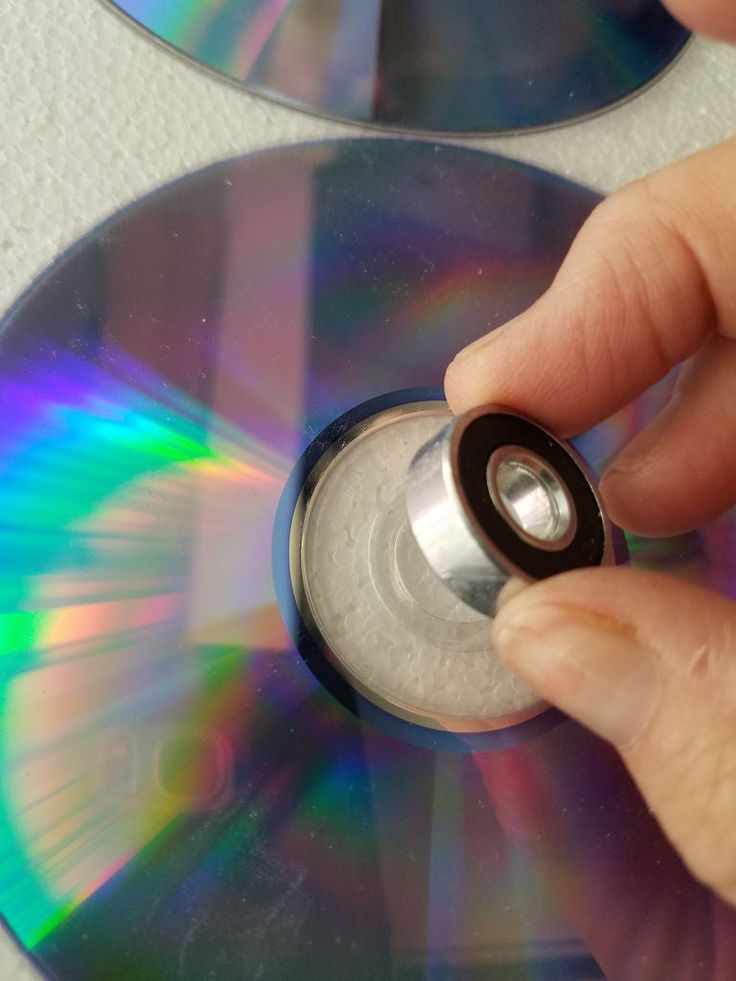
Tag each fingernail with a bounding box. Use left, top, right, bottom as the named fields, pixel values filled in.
left=603, top=408, right=672, bottom=479
left=493, top=602, right=661, bottom=748
left=451, top=315, right=521, bottom=364
left=603, top=447, right=650, bottom=479
left=451, top=333, right=495, bottom=364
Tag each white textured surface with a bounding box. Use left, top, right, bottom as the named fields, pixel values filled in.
left=2, top=3, right=736, bottom=319
left=302, top=408, right=539, bottom=723
left=2, top=0, right=736, bottom=976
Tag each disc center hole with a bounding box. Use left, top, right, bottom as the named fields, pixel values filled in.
left=487, top=446, right=575, bottom=548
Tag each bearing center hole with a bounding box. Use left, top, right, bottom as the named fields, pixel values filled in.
left=488, top=447, right=574, bottom=547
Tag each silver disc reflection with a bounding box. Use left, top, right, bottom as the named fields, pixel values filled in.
left=105, top=0, right=689, bottom=134
left=0, top=141, right=733, bottom=981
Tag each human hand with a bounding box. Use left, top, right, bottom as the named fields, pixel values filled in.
left=445, top=7, right=736, bottom=906
left=664, top=0, right=736, bottom=42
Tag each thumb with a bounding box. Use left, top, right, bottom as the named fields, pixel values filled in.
left=493, top=567, right=736, bottom=907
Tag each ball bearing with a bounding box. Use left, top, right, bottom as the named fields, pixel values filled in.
left=405, top=405, right=618, bottom=616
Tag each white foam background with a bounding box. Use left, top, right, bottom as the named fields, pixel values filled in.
left=2, top=1, right=736, bottom=976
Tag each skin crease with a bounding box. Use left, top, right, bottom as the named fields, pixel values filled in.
left=445, top=0, right=736, bottom=915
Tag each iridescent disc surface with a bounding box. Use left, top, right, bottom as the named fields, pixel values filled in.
left=105, top=0, right=690, bottom=133
left=1, top=140, right=734, bottom=981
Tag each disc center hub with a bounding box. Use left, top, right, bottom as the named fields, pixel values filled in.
left=289, top=401, right=542, bottom=732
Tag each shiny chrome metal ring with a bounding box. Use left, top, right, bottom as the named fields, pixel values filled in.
left=405, top=405, right=617, bottom=616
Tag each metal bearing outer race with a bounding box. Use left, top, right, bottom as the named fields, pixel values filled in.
left=405, top=404, right=615, bottom=616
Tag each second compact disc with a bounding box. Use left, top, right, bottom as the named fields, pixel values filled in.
left=0, top=140, right=734, bottom=981
left=106, top=1, right=689, bottom=133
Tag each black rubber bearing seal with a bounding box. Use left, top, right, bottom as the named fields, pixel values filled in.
left=457, top=413, right=605, bottom=580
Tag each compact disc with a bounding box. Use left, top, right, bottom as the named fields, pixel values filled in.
left=0, top=140, right=734, bottom=981
left=105, top=0, right=689, bottom=133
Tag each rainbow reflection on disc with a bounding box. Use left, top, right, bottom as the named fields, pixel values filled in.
left=105, top=0, right=689, bottom=134
left=0, top=140, right=734, bottom=980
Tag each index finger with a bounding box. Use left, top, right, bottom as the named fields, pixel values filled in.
left=445, top=138, right=736, bottom=438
